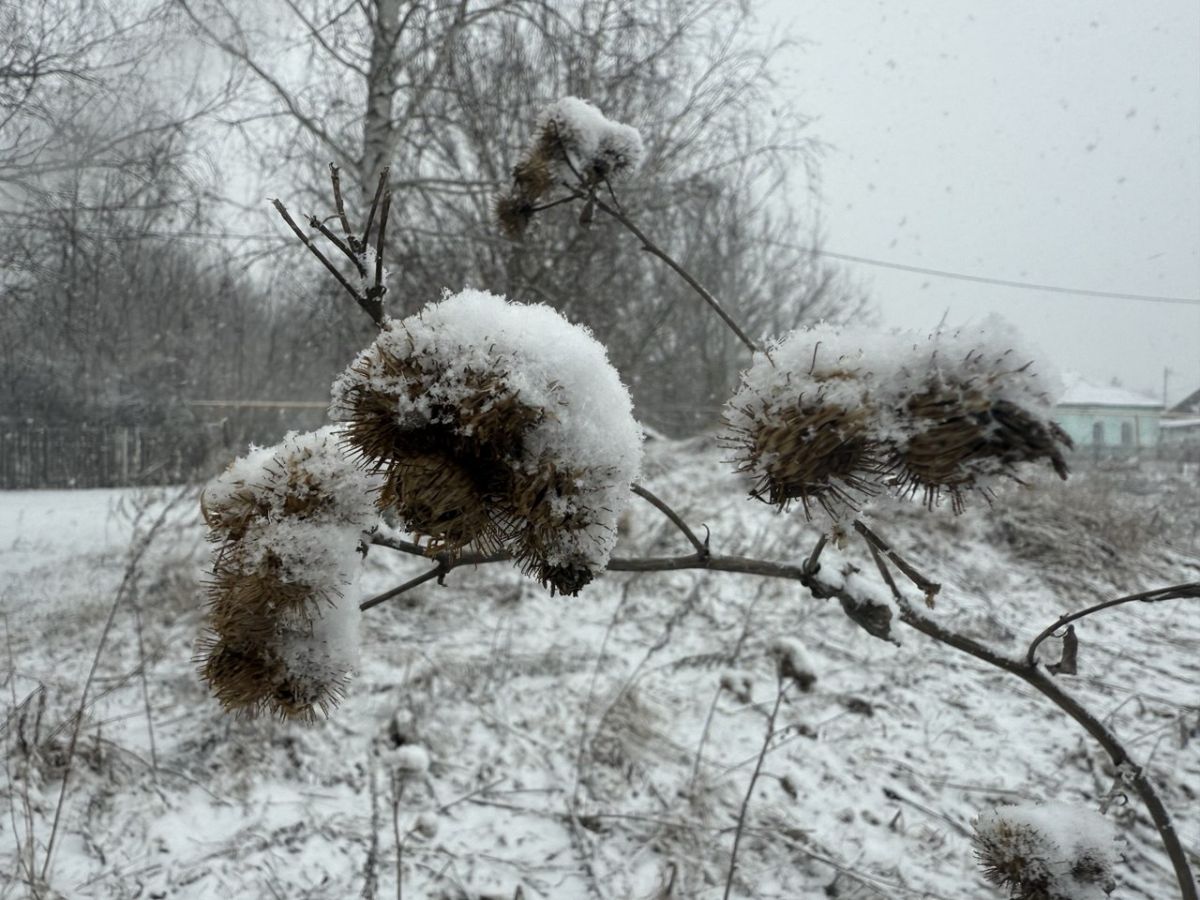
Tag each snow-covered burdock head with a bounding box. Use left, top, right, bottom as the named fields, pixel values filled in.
left=723, top=323, right=885, bottom=518
left=496, top=96, right=643, bottom=238
left=199, top=426, right=377, bottom=719
left=723, top=318, right=1071, bottom=519
left=884, top=320, right=1072, bottom=512
left=973, top=802, right=1120, bottom=899
left=331, top=288, right=643, bottom=595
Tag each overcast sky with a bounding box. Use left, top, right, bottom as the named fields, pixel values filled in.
left=758, top=1, right=1200, bottom=404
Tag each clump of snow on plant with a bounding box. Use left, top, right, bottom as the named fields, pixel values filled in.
left=331, top=288, right=642, bottom=575
left=538, top=96, right=644, bottom=180
left=974, top=801, right=1120, bottom=900
left=769, top=637, right=817, bottom=690
left=725, top=315, right=1062, bottom=509
left=204, top=427, right=380, bottom=698
left=729, top=316, right=1059, bottom=445
left=275, top=583, right=364, bottom=686
left=205, top=426, right=380, bottom=599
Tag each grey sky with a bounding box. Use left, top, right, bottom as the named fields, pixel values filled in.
left=759, top=1, right=1200, bottom=404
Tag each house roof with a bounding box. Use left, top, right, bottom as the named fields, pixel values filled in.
left=1057, top=373, right=1162, bottom=409
left=1161, top=417, right=1200, bottom=429
left=1169, top=386, right=1200, bottom=416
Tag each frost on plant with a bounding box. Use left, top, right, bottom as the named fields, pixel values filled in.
left=723, top=317, right=1072, bottom=518
left=331, top=288, right=643, bottom=595
left=973, top=802, right=1119, bottom=900
left=496, top=96, right=643, bottom=237
left=198, top=426, right=380, bottom=720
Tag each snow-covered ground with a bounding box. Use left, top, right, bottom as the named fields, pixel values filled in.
left=2, top=443, right=1198, bottom=899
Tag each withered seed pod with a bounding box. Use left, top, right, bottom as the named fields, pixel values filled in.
left=726, top=386, right=882, bottom=519
left=889, top=380, right=1072, bottom=512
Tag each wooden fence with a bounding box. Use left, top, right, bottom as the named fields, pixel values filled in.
left=0, top=425, right=226, bottom=489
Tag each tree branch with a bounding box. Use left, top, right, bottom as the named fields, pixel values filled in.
left=631, top=483, right=708, bottom=557
left=1025, top=583, right=1200, bottom=668
left=589, top=195, right=762, bottom=356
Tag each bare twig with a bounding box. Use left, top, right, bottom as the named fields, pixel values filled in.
left=1025, top=582, right=1200, bottom=668
left=309, top=214, right=366, bottom=276
left=361, top=167, right=390, bottom=249
left=723, top=678, right=787, bottom=900
left=589, top=195, right=762, bottom=356
left=330, top=163, right=353, bottom=239
left=852, top=520, right=940, bottom=602
left=272, top=198, right=384, bottom=326
left=360, top=563, right=449, bottom=611
left=631, top=483, right=708, bottom=557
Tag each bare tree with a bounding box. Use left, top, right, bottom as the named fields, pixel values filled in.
left=179, top=0, right=867, bottom=433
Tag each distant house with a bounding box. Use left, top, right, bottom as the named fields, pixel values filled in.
left=1159, top=387, right=1200, bottom=460
left=1053, top=374, right=1163, bottom=458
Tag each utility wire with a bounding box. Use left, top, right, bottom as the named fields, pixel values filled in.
left=769, top=239, right=1200, bottom=306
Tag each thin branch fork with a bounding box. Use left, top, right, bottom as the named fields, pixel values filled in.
left=271, top=165, right=391, bottom=328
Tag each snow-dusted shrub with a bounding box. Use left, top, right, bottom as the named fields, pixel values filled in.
left=331, top=288, right=642, bottom=595
left=724, top=318, right=1071, bottom=518
left=198, top=426, right=379, bottom=719
left=973, top=802, right=1119, bottom=900
left=497, top=96, right=643, bottom=237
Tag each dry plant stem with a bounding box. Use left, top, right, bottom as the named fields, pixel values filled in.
left=330, top=163, right=353, bottom=238
left=631, top=483, right=708, bottom=556
left=309, top=214, right=366, bottom=276
left=589, top=196, right=762, bottom=356
left=360, top=563, right=449, bottom=611
left=130, top=592, right=157, bottom=773
left=852, top=520, right=941, bottom=600
left=688, top=685, right=723, bottom=793
left=361, top=167, right=390, bottom=249
left=41, top=495, right=180, bottom=883
left=863, top=542, right=1199, bottom=900
left=723, top=678, right=787, bottom=900
left=1025, top=583, right=1200, bottom=667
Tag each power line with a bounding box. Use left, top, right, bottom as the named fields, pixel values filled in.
left=769, top=240, right=1200, bottom=306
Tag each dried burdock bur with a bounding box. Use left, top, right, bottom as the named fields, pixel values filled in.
left=724, top=390, right=882, bottom=518
left=889, top=371, right=1073, bottom=513
left=199, top=427, right=375, bottom=719
left=508, top=461, right=603, bottom=596
left=199, top=629, right=349, bottom=722
left=332, top=289, right=642, bottom=589
left=727, top=318, right=1070, bottom=519
left=495, top=191, right=537, bottom=239
left=534, top=97, right=644, bottom=186
left=199, top=635, right=281, bottom=714
left=382, top=451, right=505, bottom=556
left=206, top=554, right=324, bottom=640
left=973, top=803, right=1118, bottom=900
left=496, top=97, right=644, bottom=236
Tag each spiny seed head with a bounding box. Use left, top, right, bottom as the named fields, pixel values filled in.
left=724, top=382, right=882, bottom=519
left=198, top=630, right=348, bottom=722
left=205, top=555, right=325, bottom=641
left=888, top=375, right=1072, bottom=513
left=382, top=452, right=505, bottom=556
left=495, top=191, right=536, bottom=239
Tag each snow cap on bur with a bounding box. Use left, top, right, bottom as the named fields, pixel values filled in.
left=331, top=288, right=642, bottom=595
left=496, top=96, right=643, bottom=237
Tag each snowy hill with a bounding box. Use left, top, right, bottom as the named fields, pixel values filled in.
left=2, top=441, right=1198, bottom=899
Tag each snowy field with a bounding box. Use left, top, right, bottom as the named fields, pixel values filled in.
left=2, top=441, right=1198, bottom=899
